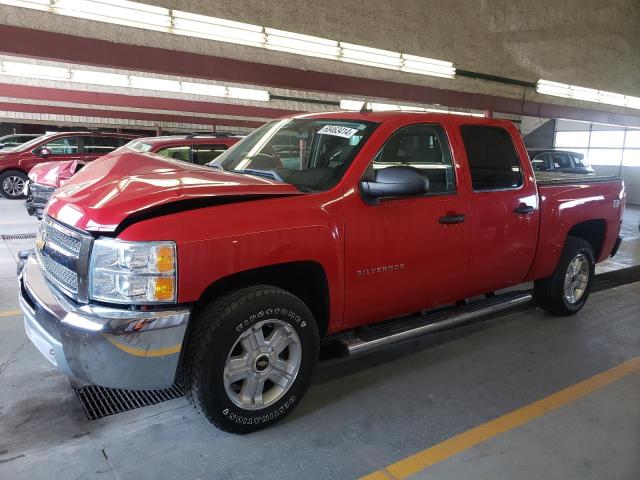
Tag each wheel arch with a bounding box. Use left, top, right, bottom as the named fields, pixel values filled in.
left=566, top=219, right=606, bottom=259
left=190, top=261, right=330, bottom=338
left=0, top=166, right=28, bottom=175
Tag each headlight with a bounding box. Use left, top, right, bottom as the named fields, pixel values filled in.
left=89, top=239, right=176, bottom=304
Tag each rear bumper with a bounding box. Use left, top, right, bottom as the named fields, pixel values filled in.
left=19, top=253, right=190, bottom=389
left=610, top=235, right=623, bottom=257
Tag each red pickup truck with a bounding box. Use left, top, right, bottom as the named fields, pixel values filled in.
left=19, top=112, right=624, bottom=433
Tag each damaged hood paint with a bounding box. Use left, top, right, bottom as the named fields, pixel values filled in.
left=45, top=151, right=302, bottom=232
left=28, top=159, right=85, bottom=188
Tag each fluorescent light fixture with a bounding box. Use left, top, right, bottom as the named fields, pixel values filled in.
left=227, top=87, right=269, bottom=102
left=173, top=10, right=265, bottom=47
left=54, top=0, right=170, bottom=31
left=181, top=81, right=227, bottom=97
left=339, top=100, right=366, bottom=111
left=339, top=99, right=484, bottom=116
left=1, top=61, right=70, bottom=80
left=0, top=0, right=48, bottom=10
left=0, top=0, right=457, bottom=79
left=401, top=54, right=456, bottom=78
left=266, top=28, right=340, bottom=59
left=537, top=80, right=640, bottom=110
left=340, top=42, right=403, bottom=69
left=0, top=55, right=271, bottom=102
left=129, top=76, right=181, bottom=92
left=71, top=69, right=129, bottom=87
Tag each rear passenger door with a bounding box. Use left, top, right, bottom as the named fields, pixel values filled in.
left=459, top=125, right=539, bottom=294
left=343, top=123, right=470, bottom=328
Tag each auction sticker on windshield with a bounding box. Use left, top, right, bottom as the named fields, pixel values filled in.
left=317, top=125, right=360, bottom=138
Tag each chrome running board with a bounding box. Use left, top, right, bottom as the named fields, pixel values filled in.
left=334, top=291, right=532, bottom=356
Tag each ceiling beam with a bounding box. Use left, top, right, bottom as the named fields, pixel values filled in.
left=0, top=25, right=639, bottom=127
left=0, top=83, right=297, bottom=118
left=0, top=101, right=265, bottom=127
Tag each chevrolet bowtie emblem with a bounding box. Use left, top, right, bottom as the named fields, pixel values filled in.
left=35, top=232, right=46, bottom=251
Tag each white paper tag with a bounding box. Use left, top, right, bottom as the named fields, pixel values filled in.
left=317, top=125, right=359, bottom=138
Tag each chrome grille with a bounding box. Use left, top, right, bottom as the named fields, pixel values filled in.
left=38, top=249, right=79, bottom=292
left=44, top=220, right=81, bottom=254
left=38, top=216, right=92, bottom=301
left=30, top=183, right=55, bottom=201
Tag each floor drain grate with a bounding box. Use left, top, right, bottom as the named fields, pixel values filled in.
left=1, top=233, right=37, bottom=240
left=74, top=383, right=185, bottom=420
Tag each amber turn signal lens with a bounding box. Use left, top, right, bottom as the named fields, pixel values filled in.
left=156, top=245, right=174, bottom=273
left=154, top=277, right=175, bottom=301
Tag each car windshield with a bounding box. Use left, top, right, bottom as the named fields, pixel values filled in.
left=208, top=118, right=377, bottom=192
left=3, top=134, right=51, bottom=153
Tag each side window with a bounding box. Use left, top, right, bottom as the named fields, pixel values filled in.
left=156, top=146, right=191, bottom=162
left=571, top=154, right=587, bottom=168
left=192, top=144, right=228, bottom=165
left=84, top=136, right=121, bottom=154
left=42, top=136, right=79, bottom=155
left=551, top=153, right=571, bottom=169
left=531, top=153, right=550, bottom=171
left=460, top=126, right=523, bottom=191
left=373, top=123, right=456, bottom=194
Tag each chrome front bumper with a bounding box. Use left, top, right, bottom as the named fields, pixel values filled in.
left=19, top=254, right=190, bottom=390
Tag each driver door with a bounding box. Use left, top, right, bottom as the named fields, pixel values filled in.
left=343, top=123, right=470, bottom=328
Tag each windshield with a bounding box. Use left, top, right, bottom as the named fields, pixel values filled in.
left=2, top=134, right=50, bottom=153
left=209, top=118, right=377, bottom=192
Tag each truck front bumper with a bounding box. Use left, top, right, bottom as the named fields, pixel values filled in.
left=19, top=254, right=190, bottom=390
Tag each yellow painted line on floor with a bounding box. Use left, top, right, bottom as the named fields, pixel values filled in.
left=361, top=356, right=640, bottom=480
left=0, top=309, right=21, bottom=318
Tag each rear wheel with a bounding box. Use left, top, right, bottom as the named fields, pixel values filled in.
left=534, top=236, right=595, bottom=316
left=0, top=170, right=28, bottom=199
left=183, top=285, right=319, bottom=433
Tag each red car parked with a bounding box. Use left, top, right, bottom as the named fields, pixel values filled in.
left=19, top=111, right=624, bottom=433
left=24, top=133, right=242, bottom=218
left=0, top=131, right=137, bottom=199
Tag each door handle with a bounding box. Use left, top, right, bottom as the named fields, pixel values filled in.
left=439, top=213, right=465, bottom=224
left=514, top=203, right=534, bottom=215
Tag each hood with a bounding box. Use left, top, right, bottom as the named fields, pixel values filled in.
left=45, top=151, right=302, bottom=232
left=28, top=160, right=84, bottom=188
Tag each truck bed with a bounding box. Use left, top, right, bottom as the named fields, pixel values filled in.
left=534, top=171, right=621, bottom=185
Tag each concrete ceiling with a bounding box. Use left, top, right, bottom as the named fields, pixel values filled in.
left=0, top=1, right=638, bottom=128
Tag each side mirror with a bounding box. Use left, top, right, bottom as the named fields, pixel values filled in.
left=39, top=147, right=51, bottom=158
left=360, top=166, right=427, bottom=203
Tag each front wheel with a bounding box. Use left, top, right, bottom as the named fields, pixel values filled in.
left=534, top=236, right=595, bottom=316
left=183, top=285, right=319, bottom=433
left=0, top=170, right=28, bottom=199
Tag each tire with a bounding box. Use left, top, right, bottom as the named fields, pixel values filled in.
left=183, top=285, right=319, bottom=433
left=0, top=170, right=28, bottom=199
left=534, top=236, right=595, bottom=316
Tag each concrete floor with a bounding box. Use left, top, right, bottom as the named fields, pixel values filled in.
left=0, top=198, right=639, bottom=480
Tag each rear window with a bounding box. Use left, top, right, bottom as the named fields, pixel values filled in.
left=157, top=146, right=190, bottom=162
left=192, top=144, right=228, bottom=165
left=460, top=126, right=523, bottom=191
